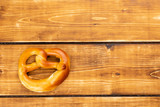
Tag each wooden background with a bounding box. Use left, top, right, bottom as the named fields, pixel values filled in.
left=0, top=0, right=160, bottom=107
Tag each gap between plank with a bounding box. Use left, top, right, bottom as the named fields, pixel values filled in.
left=1, top=42, right=160, bottom=45
left=0, top=95, right=160, bottom=98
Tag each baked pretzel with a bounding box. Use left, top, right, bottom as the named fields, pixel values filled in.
left=18, top=48, right=70, bottom=92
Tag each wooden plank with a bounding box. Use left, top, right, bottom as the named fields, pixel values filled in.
left=0, top=44, right=160, bottom=95
left=0, top=97, right=159, bottom=107
left=1, top=0, right=160, bottom=42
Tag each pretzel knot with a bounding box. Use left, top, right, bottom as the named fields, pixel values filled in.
left=18, top=48, right=70, bottom=92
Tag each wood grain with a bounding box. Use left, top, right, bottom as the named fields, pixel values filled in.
left=0, top=97, right=159, bottom=107
left=1, top=0, right=160, bottom=42
left=0, top=44, right=160, bottom=95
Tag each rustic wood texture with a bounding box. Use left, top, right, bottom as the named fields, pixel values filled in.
left=0, top=97, right=160, bottom=107
left=1, top=0, right=160, bottom=42
left=0, top=44, right=160, bottom=95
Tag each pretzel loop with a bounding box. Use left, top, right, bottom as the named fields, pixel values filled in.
left=18, top=48, right=70, bottom=92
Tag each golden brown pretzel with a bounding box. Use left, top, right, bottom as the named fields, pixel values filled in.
left=18, top=48, right=70, bottom=92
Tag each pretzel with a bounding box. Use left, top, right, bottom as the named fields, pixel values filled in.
left=18, top=48, right=70, bottom=92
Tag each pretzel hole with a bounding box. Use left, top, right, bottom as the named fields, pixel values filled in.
left=26, top=55, right=36, bottom=64
left=27, top=68, right=57, bottom=80
left=47, top=56, right=60, bottom=62
left=26, top=55, right=60, bottom=79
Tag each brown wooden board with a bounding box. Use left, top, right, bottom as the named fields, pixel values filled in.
left=1, top=0, right=160, bottom=42
left=0, top=97, right=160, bottom=107
left=0, top=44, right=160, bottom=95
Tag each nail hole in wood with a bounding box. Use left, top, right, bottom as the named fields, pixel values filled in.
left=0, top=70, right=2, bottom=74
left=115, top=72, right=120, bottom=76
left=106, top=44, right=114, bottom=50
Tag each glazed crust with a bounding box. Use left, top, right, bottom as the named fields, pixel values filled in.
left=18, top=48, right=70, bottom=92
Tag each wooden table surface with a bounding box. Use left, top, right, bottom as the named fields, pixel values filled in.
left=0, top=0, right=160, bottom=107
